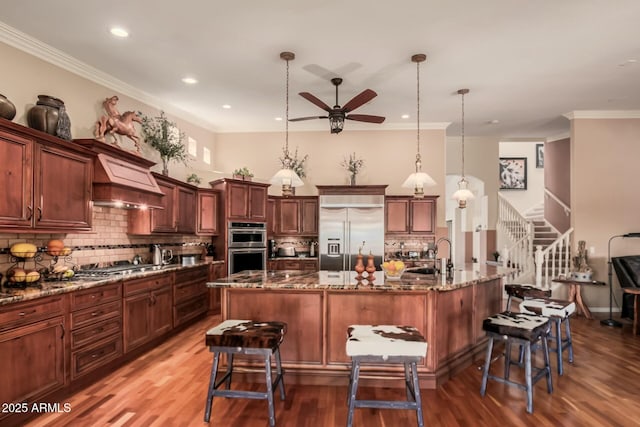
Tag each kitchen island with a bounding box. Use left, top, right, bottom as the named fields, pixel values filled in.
left=206, top=264, right=511, bottom=388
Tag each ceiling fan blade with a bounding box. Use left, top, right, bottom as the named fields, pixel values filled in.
left=346, top=114, right=386, bottom=124
left=299, top=92, right=332, bottom=112
left=289, top=115, right=328, bottom=122
left=342, top=89, right=377, bottom=113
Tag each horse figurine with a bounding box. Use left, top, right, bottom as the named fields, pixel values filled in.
left=95, top=96, right=143, bottom=152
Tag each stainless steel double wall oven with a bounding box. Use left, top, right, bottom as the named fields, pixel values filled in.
left=227, top=222, right=267, bottom=275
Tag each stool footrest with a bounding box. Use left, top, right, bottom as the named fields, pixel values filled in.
left=353, top=399, right=421, bottom=410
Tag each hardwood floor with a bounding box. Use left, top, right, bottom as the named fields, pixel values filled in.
left=26, top=313, right=640, bottom=427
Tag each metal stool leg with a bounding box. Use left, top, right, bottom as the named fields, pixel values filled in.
left=565, top=317, right=574, bottom=364
left=410, top=361, right=425, bottom=427
left=404, top=362, right=413, bottom=401
left=346, top=359, right=361, bottom=427
left=480, top=336, right=494, bottom=396
left=553, top=318, right=564, bottom=375
left=524, top=342, right=533, bottom=414
left=224, top=353, right=234, bottom=390
left=275, top=347, right=286, bottom=400
left=264, top=352, right=276, bottom=427
left=542, top=333, right=553, bottom=393
left=204, top=352, right=221, bottom=422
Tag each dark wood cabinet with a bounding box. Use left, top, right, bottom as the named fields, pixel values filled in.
left=209, top=262, right=226, bottom=314
left=128, top=174, right=198, bottom=235
left=267, top=198, right=277, bottom=237
left=173, top=265, right=209, bottom=327
left=269, top=196, right=318, bottom=236
left=197, top=189, right=219, bottom=235
left=211, top=178, right=269, bottom=223
left=385, top=196, right=437, bottom=235
left=0, top=296, right=66, bottom=423
left=0, top=124, right=92, bottom=232
left=268, top=258, right=318, bottom=271
left=123, top=274, right=173, bottom=353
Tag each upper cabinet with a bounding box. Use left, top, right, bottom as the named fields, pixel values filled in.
left=0, top=120, right=93, bottom=232
left=385, top=196, right=437, bottom=235
left=128, top=173, right=198, bottom=235
left=268, top=196, right=318, bottom=236
left=196, top=189, right=220, bottom=236
left=210, top=178, right=269, bottom=222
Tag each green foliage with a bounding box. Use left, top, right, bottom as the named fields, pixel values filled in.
left=233, top=166, right=253, bottom=177
left=280, top=146, right=308, bottom=178
left=186, top=173, right=201, bottom=184
left=341, top=152, right=364, bottom=176
left=139, top=111, right=189, bottom=165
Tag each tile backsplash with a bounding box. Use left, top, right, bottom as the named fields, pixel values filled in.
left=0, top=206, right=211, bottom=275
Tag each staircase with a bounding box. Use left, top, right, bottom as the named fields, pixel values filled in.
left=533, top=220, right=559, bottom=250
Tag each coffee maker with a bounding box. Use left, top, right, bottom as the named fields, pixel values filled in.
left=268, top=239, right=278, bottom=258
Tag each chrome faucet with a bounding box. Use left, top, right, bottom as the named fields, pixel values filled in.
left=435, top=237, right=454, bottom=278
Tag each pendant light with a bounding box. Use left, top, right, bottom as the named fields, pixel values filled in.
left=402, top=53, right=436, bottom=198
left=451, top=88, right=475, bottom=208
left=270, top=51, right=303, bottom=196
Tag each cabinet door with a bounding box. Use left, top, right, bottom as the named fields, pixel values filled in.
left=300, top=198, right=318, bottom=235
left=267, top=198, right=277, bottom=236
left=410, top=199, right=435, bottom=233
left=176, top=185, right=196, bottom=233
left=151, top=285, right=173, bottom=337
left=35, top=143, right=92, bottom=230
left=0, top=131, right=33, bottom=228
left=385, top=198, right=410, bottom=234
left=228, top=183, right=249, bottom=219
left=0, top=317, right=65, bottom=409
left=197, top=190, right=219, bottom=235
left=123, top=292, right=151, bottom=353
left=278, top=199, right=300, bottom=234
left=248, top=185, right=267, bottom=221
left=209, top=263, right=225, bottom=314
left=152, top=179, right=177, bottom=232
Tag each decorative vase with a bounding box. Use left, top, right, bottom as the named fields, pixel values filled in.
left=27, top=95, right=72, bottom=140
left=354, top=253, right=365, bottom=279
left=161, top=158, right=169, bottom=176
left=350, top=174, right=356, bottom=186
left=0, top=94, right=17, bottom=121
left=365, top=254, right=376, bottom=281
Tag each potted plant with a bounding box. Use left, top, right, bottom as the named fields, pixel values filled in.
left=233, top=167, right=254, bottom=181
left=341, top=152, right=364, bottom=185
left=280, top=146, right=309, bottom=179
left=139, top=111, right=189, bottom=175
left=186, top=173, right=201, bottom=185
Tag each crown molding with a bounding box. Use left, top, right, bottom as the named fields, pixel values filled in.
left=546, top=132, right=570, bottom=143
left=563, top=110, right=640, bottom=120
left=0, top=22, right=218, bottom=132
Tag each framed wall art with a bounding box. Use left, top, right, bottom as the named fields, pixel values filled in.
left=499, top=157, right=527, bottom=190
left=536, top=143, right=544, bottom=168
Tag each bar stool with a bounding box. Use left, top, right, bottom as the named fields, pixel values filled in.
left=480, top=312, right=553, bottom=413
left=519, top=298, right=576, bottom=375
left=204, top=320, right=287, bottom=427
left=345, top=324, right=428, bottom=427
left=504, top=284, right=552, bottom=311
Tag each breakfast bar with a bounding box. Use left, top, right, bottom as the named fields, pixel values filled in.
left=206, top=264, right=509, bottom=388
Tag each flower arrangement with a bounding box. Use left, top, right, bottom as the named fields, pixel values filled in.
left=139, top=111, right=189, bottom=175
left=186, top=173, right=201, bottom=185
left=341, top=152, right=364, bottom=185
left=232, top=167, right=254, bottom=180
left=280, top=146, right=309, bottom=178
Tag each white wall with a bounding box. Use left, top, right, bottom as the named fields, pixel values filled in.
left=498, top=141, right=545, bottom=213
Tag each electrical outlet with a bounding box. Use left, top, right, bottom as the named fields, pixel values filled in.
left=589, top=246, right=595, bottom=255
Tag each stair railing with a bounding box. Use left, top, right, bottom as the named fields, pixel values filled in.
left=502, top=230, right=534, bottom=278
left=534, top=227, right=574, bottom=288
left=498, top=194, right=534, bottom=280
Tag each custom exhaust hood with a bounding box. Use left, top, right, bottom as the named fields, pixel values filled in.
left=75, top=139, right=164, bottom=209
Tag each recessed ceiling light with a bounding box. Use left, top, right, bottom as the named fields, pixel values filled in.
left=275, top=117, right=283, bottom=121
left=401, top=114, right=410, bottom=119
left=222, top=104, right=231, bottom=109
left=181, top=77, right=198, bottom=85
left=488, top=119, right=500, bottom=124
left=109, top=27, right=129, bottom=38
left=619, top=59, right=637, bottom=67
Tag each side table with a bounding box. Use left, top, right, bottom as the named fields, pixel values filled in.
left=622, top=288, right=640, bottom=335
left=552, top=278, right=606, bottom=320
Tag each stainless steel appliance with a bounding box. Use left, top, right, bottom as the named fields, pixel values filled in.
left=227, top=222, right=267, bottom=274
left=319, top=195, right=384, bottom=271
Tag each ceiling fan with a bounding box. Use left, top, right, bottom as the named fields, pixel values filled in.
left=290, top=77, right=385, bottom=134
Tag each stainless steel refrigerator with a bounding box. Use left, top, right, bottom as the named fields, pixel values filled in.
left=319, top=194, right=385, bottom=271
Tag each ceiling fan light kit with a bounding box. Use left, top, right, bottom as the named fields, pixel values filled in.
left=402, top=53, right=436, bottom=198
left=270, top=51, right=304, bottom=196
left=451, top=88, right=475, bottom=208
left=290, top=76, right=385, bottom=134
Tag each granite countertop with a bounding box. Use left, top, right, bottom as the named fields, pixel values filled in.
left=269, top=256, right=319, bottom=260
left=0, top=260, right=223, bottom=307
left=207, top=263, right=511, bottom=292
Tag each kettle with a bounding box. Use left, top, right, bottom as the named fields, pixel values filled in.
left=152, top=244, right=162, bottom=265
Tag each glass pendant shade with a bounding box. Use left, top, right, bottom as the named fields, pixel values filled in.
left=270, top=167, right=304, bottom=196
left=451, top=178, right=474, bottom=208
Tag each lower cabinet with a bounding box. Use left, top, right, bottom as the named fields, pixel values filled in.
left=209, top=262, right=226, bottom=314
left=268, top=258, right=319, bottom=271
left=69, top=283, right=123, bottom=380
left=123, top=274, right=173, bottom=353
left=174, top=265, right=209, bottom=327
left=0, top=296, right=66, bottom=424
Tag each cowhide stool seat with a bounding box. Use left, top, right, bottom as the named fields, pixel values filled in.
left=504, top=284, right=552, bottom=311
left=204, top=320, right=287, bottom=427
left=480, top=312, right=553, bottom=414
left=519, top=298, right=576, bottom=375
left=345, top=325, right=428, bottom=427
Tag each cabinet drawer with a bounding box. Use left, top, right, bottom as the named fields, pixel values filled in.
left=71, top=283, right=122, bottom=309
left=71, top=334, right=123, bottom=380
left=174, top=295, right=208, bottom=327
left=281, top=260, right=301, bottom=270
left=174, top=280, right=206, bottom=305
left=71, top=317, right=122, bottom=349
left=0, top=296, right=65, bottom=330
left=124, top=273, right=173, bottom=296
left=176, top=265, right=209, bottom=283
left=71, top=300, right=122, bottom=330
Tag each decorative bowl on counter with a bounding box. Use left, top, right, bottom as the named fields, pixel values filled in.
left=381, top=260, right=406, bottom=281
